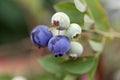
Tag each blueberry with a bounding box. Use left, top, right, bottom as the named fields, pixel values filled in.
left=30, top=25, right=53, bottom=47
left=48, top=35, right=70, bottom=57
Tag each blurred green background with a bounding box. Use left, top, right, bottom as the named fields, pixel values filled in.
left=0, top=0, right=120, bottom=80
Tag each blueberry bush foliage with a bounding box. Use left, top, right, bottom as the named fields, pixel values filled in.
left=30, top=0, right=120, bottom=80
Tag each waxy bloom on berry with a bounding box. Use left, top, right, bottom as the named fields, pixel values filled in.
left=66, top=23, right=82, bottom=38
left=67, top=41, right=83, bottom=58
left=48, top=35, right=70, bottom=57
left=30, top=25, right=53, bottom=47
left=50, top=28, right=66, bottom=36
left=51, top=12, right=70, bottom=30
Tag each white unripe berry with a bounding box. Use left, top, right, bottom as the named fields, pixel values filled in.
left=51, top=12, right=70, bottom=30
left=66, top=23, right=82, bottom=38
left=67, top=41, right=83, bottom=58
left=50, top=28, right=66, bottom=36
left=12, top=76, right=27, bottom=80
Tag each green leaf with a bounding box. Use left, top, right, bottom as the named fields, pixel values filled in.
left=54, top=2, right=85, bottom=25
left=88, top=58, right=99, bottom=80
left=38, top=55, right=65, bottom=74
left=29, top=73, right=59, bottom=80
left=39, top=55, right=97, bottom=75
left=83, top=0, right=109, bottom=30
left=89, top=39, right=102, bottom=52
left=62, top=56, right=96, bottom=74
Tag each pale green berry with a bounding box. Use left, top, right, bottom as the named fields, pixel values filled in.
left=50, top=28, right=66, bottom=36
left=67, top=41, right=83, bottom=58
left=12, top=76, right=27, bottom=80
left=74, top=0, right=87, bottom=12
left=84, top=14, right=94, bottom=30
left=51, top=12, right=70, bottom=30
left=66, top=23, right=82, bottom=38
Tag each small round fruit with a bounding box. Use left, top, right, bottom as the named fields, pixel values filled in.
left=67, top=41, right=83, bottom=58
left=51, top=12, right=70, bottom=30
left=30, top=25, right=53, bottom=47
left=48, top=35, right=70, bottom=57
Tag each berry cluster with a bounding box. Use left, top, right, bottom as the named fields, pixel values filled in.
left=30, top=12, right=83, bottom=58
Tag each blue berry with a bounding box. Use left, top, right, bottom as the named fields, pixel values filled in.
left=30, top=25, right=53, bottom=47
left=48, top=35, right=70, bottom=57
